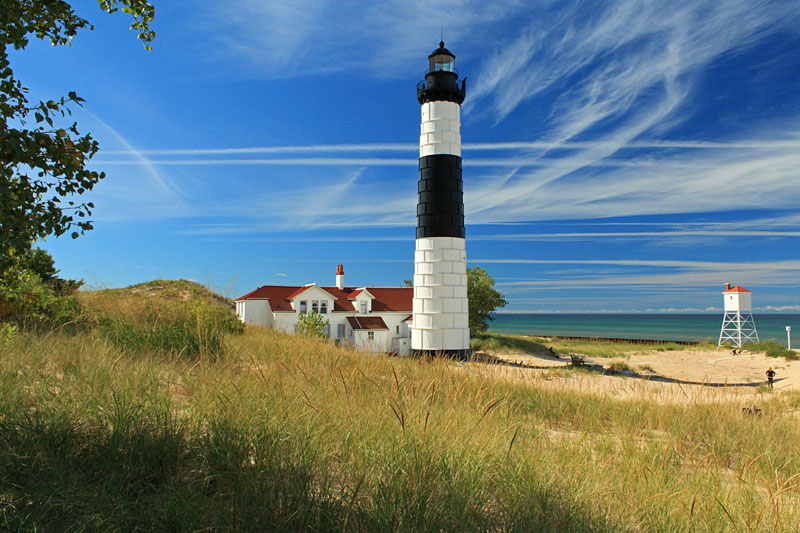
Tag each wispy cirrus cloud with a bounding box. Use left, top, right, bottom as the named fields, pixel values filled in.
left=99, top=139, right=800, bottom=157
left=497, top=267, right=800, bottom=291
left=92, top=2, right=800, bottom=236
left=469, top=1, right=800, bottom=124
left=196, top=0, right=519, bottom=78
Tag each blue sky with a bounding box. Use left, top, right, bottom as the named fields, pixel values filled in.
left=13, top=0, right=800, bottom=312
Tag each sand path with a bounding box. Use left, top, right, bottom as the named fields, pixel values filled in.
left=480, top=346, right=799, bottom=404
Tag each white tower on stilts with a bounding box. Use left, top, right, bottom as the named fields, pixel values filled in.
left=718, top=283, right=759, bottom=347
left=411, top=42, right=470, bottom=358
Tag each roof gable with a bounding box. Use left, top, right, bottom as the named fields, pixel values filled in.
left=288, top=284, right=338, bottom=301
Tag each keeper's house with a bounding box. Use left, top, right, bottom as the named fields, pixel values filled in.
left=235, top=265, right=412, bottom=355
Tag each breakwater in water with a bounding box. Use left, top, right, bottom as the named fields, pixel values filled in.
left=546, top=335, right=699, bottom=346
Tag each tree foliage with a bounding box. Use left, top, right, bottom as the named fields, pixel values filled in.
left=467, top=266, right=507, bottom=336
left=297, top=311, right=329, bottom=340
left=0, top=248, right=83, bottom=329
left=0, top=0, right=155, bottom=272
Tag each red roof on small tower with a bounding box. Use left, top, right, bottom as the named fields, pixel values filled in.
left=723, top=285, right=752, bottom=293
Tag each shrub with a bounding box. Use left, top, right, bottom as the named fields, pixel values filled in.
left=0, top=270, right=83, bottom=331
left=744, top=342, right=798, bottom=360
left=297, top=311, right=329, bottom=340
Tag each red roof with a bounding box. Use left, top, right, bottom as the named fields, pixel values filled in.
left=724, top=285, right=752, bottom=293
left=346, top=316, right=389, bottom=330
left=235, top=285, right=300, bottom=312
left=237, top=285, right=412, bottom=314
left=368, top=288, right=415, bottom=312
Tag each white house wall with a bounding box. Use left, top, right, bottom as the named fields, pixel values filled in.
left=354, top=330, right=392, bottom=353
left=238, top=296, right=411, bottom=354
left=240, top=300, right=272, bottom=327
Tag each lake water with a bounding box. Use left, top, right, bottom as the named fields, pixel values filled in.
left=489, top=313, right=800, bottom=347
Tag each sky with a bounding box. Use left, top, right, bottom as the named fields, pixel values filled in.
left=12, top=0, right=800, bottom=313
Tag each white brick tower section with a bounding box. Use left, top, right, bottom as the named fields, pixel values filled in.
left=412, top=42, right=470, bottom=358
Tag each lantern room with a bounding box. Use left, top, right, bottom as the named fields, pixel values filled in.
left=429, top=42, right=455, bottom=73
left=418, top=41, right=466, bottom=105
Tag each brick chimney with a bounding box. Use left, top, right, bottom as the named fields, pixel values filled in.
left=725, top=283, right=731, bottom=290
left=336, top=264, right=344, bottom=290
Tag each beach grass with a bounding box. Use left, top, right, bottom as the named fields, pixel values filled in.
left=470, top=332, right=551, bottom=355
left=535, top=336, right=713, bottom=358
left=1, top=291, right=799, bottom=531
left=740, top=341, right=798, bottom=360
left=474, top=331, right=711, bottom=359
left=76, top=280, right=243, bottom=359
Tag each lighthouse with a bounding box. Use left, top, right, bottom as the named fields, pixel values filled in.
left=411, top=42, right=470, bottom=358
left=718, top=283, right=759, bottom=347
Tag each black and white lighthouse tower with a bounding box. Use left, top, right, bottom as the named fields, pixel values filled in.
left=411, top=42, right=470, bottom=358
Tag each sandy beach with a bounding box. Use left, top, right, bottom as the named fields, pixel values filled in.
left=476, top=343, right=799, bottom=405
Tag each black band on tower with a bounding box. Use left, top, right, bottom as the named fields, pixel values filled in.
left=417, top=154, right=465, bottom=239
left=417, top=72, right=466, bottom=104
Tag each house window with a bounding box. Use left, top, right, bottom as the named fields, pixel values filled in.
left=337, top=324, right=345, bottom=339
left=320, top=301, right=327, bottom=314
left=367, top=331, right=374, bottom=341
left=360, top=301, right=367, bottom=314
left=312, top=301, right=319, bottom=313
left=299, top=301, right=307, bottom=314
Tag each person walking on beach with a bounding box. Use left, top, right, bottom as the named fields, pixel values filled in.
left=766, top=367, right=776, bottom=389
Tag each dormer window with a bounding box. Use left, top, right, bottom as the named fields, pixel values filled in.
left=299, top=301, right=307, bottom=314
left=360, top=301, right=367, bottom=314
